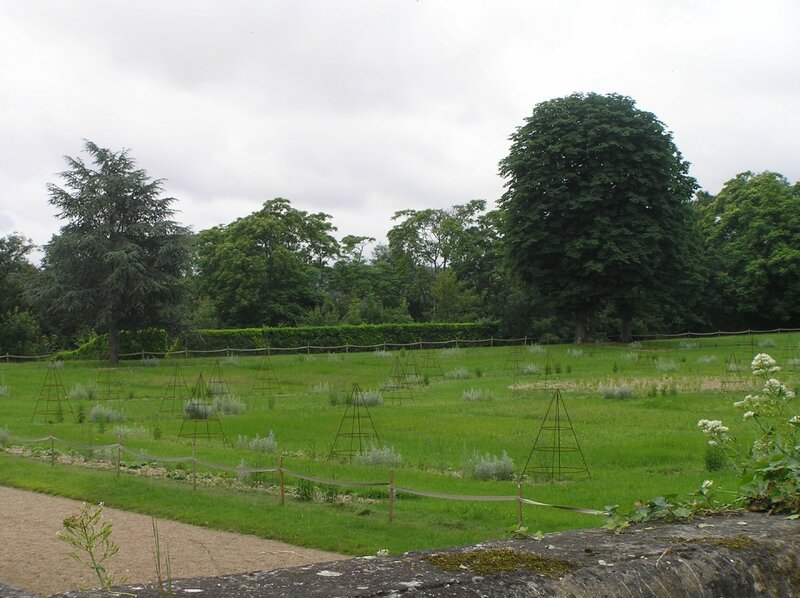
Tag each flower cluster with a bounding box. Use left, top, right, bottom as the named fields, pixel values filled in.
left=697, top=419, right=730, bottom=447
left=750, top=352, right=781, bottom=377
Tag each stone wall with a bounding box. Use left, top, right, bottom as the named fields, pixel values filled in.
left=55, top=511, right=799, bottom=597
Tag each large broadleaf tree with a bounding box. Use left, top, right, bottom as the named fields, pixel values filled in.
left=498, top=93, right=699, bottom=342
left=38, top=141, right=190, bottom=363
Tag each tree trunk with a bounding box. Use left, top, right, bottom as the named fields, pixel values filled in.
left=619, top=315, right=633, bottom=344
left=574, top=315, right=587, bottom=344
left=618, top=303, right=634, bottom=344
left=108, top=319, right=119, bottom=365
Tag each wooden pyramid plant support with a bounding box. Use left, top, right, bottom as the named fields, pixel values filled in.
left=251, top=354, right=281, bottom=398
left=520, top=388, right=589, bottom=481
left=381, top=352, right=422, bottom=403
left=178, top=373, right=227, bottom=444
left=503, top=341, right=529, bottom=373
left=32, top=362, right=74, bottom=423
left=159, top=362, right=190, bottom=416
left=328, top=383, right=381, bottom=462
left=418, top=349, right=443, bottom=380
left=721, top=353, right=746, bottom=393
left=207, top=360, right=232, bottom=399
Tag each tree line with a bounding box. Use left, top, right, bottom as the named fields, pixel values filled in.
left=2, top=93, right=798, bottom=362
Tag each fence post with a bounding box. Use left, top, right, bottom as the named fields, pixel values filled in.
left=116, top=444, right=121, bottom=477
left=192, top=442, right=197, bottom=491
left=517, top=483, right=523, bottom=528
left=50, top=436, right=55, bottom=467
left=279, top=456, right=285, bottom=506
left=388, top=469, right=395, bottom=524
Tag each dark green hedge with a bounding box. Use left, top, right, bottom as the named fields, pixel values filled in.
left=56, top=328, right=169, bottom=360
left=180, top=322, right=500, bottom=353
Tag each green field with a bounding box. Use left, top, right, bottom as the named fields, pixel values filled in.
left=1, top=333, right=798, bottom=556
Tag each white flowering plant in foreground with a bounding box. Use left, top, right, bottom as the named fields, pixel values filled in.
left=606, top=353, right=799, bottom=531
left=699, top=353, right=799, bottom=513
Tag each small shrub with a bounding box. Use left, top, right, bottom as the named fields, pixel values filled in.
left=600, top=384, right=633, bottom=400
left=566, top=348, right=583, bottom=357
left=69, top=382, right=98, bottom=402
left=697, top=355, right=718, bottom=365
left=0, top=385, right=9, bottom=397
left=184, top=401, right=215, bottom=420
left=75, top=403, right=86, bottom=424
left=311, top=382, right=330, bottom=395
left=223, top=355, right=238, bottom=366
left=327, top=352, right=343, bottom=362
left=474, top=367, right=483, bottom=378
left=49, top=360, right=64, bottom=370
left=444, top=367, right=470, bottom=380
left=527, top=344, right=545, bottom=354
left=758, top=338, right=776, bottom=348
left=236, top=430, right=277, bottom=453
left=373, top=350, right=391, bottom=359
left=111, top=425, right=148, bottom=441
left=89, top=404, right=125, bottom=424
left=627, top=341, right=643, bottom=350
left=705, top=443, right=726, bottom=472
left=655, top=359, right=678, bottom=372
left=461, top=388, right=494, bottom=402
left=140, top=357, right=159, bottom=367
left=354, top=445, right=403, bottom=468
left=441, top=347, right=462, bottom=358
left=466, top=450, right=515, bottom=481
left=678, top=341, right=699, bottom=350
left=358, top=390, right=383, bottom=407
left=296, top=478, right=315, bottom=501
left=519, top=363, right=539, bottom=375
left=621, top=352, right=638, bottom=362
left=213, top=396, right=246, bottom=415
left=322, top=484, right=339, bottom=503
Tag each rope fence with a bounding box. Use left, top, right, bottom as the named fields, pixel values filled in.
left=1, top=434, right=607, bottom=526
left=3, top=327, right=800, bottom=362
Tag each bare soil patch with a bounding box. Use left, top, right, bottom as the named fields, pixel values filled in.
left=0, top=485, right=344, bottom=597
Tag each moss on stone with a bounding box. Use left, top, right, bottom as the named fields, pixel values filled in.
left=425, top=548, right=576, bottom=578
left=697, top=535, right=761, bottom=550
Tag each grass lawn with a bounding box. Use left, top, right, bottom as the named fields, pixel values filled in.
left=0, top=332, right=797, bottom=555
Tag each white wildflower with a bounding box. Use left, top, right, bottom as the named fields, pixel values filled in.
left=789, top=415, right=800, bottom=427
left=751, top=353, right=780, bottom=376
left=743, top=411, right=755, bottom=420
left=701, top=480, right=713, bottom=491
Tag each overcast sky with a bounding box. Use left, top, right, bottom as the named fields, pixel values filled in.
left=1, top=0, right=798, bottom=258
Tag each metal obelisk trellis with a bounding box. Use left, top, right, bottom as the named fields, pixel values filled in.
left=329, top=383, right=381, bottom=461
left=251, top=353, right=281, bottom=398
left=418, top=348, right=443, bottom=381
left=520, top=388, right=589, bottom=481
left=381, top=352, right=421, bottom=403
left=721, top=352, right=745, bottom=393
left=159, top=362, right=190, bottom=416
left=503, top=338, right=529, bottom=373
left=32, top=362, right=74, bottom=423
left=207, top=360, right=232, bottom=399
left=178, top=373, right=227, bottom=444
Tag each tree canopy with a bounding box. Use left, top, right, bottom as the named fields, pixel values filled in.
left=196, top=198, right=339, bottom=327
left=37, top=140, right=190, bottom=363
left=696, top=171, right=800, bottom=328
left=498, top=92, right=698, bottom=342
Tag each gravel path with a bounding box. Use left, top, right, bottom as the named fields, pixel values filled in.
left=0, top=485, right=344, bottom=597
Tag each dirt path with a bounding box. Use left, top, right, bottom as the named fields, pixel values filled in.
left=0, top=485, right=345, bottom=597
